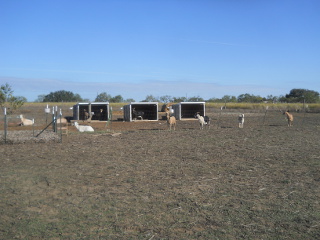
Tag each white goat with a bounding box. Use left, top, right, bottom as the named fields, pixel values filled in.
left=19, top=114, right=33, bottom=126
left=195, top=113, right=205, bottom=129
left=238, top=114, right=244, bottom=128
left=74, top=122, right=94, bottom=132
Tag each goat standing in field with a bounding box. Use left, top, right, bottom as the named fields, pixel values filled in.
left=18, top=114, right=33, bottom=126
left=283, top=111, right=293, bottom=126
left=84, top=109, right=90, bottom=121
left=195, top=113, right=205, bottom=130
left=238, top=114, right=244, bottom=128
left=195, top=113, right=210, bottom=129
left=166, top=111, right=176, bottom=131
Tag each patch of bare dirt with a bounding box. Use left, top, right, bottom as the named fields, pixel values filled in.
left=0, top=107, right=320, bottom=239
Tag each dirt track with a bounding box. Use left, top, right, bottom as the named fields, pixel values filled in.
left=1, top=109, right=320, bottom=239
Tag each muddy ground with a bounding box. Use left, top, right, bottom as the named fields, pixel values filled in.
left=0, top=106, right=320, bottom=239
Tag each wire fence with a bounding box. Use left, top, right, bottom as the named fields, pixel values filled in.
left=1, top=107, right=66, bottom=144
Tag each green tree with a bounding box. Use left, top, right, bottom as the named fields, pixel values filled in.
left=35, top=94, right=46, bottom=102
left=110, top=95, right=124, bottom=103
left=0, top=83, right=26, bottom=113
left=221, top=95, right=237, bottom=103
left=173, top=96, right=187, bottom=102
left=142, top=95, right=159, bottom=102
left=124, top=98, right=135, bottom=103
left=0, top=83, right=12, bottom=102
left=0, top=88, right=5, bottom=104
left=43, top=90, right=83, bottom=102
left=266, top=95, right=279, bottom=103
left=207, top=97, right=218, bottom=102
left=237, top=93, right=263, bottom=103
left=159, top=95, right=174, bottom=103
left=95, top=92, right=111, bottom=102
left=285, top=89, right=319, bottom=103
left=188, top=96, right=205, bottom=102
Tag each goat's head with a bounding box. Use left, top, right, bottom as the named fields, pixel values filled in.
left=194, top=112, right=200, bottom=118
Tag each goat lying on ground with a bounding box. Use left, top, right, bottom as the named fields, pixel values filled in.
left=195, top=113, right=210, bottom=129
left=166, top=112, right=176, bottom=130
left=132, top=108, right=144, bottom=120
left=19, top=114, right=33, bottom=126
left=238, top=114, right=244, bottom=128
left=57, top=117, right=68, bottom=124
left=73, top=122, right=94, bottom=132
left=283, top=111, right=293, bottom=126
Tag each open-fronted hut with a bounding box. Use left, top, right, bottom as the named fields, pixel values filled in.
left=172, top=102, right=206, bottom=120
left=73, top=102, right=110, bottom=121
left=123, top=102, right=158, bottom=122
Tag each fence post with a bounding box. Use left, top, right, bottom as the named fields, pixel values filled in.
left=32, top=119, right=35, bottom=136
left=263, top=106, right=269, bottom=125
left=52, top=107, right=56, bottom=132
left=217, top=106, right=223, bottom=129
left=59, top=109, right=63, bottom=143
left=55, top=106, right=58, bottom=132
left=4, top=107, right=7, bottom=144
left=45, top=104, right=50, bottom=125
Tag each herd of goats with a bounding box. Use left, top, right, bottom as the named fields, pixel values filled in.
left=165, top=109, right=294, bottom=131
left=16, top=109, right=294, bottom=132
left=165, top=112, right=245, bottom=131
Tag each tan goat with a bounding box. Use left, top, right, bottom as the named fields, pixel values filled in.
left=166, top=112, right=176, bottom=131
left=284, top=111, right=293, bottom=126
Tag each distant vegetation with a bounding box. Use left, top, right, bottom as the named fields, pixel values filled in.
left=36, top=90, right=85, bottom=102
left=0, top=83, right=26, bottom=114
left=2, top=83, right=320, bottom=105
left=94, top=92, right=134, bottom=103
left=111, top=89, right=318, bottom=104
left=27, top=88, right=320, bottom=104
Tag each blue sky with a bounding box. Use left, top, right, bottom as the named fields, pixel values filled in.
left=1, top=0, right=319, bottom=102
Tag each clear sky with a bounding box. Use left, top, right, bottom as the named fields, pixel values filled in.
left=1, top=0, right=319, bottom=102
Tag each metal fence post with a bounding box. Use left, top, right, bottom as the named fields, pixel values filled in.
left=4, top=107, right=7, bottom=144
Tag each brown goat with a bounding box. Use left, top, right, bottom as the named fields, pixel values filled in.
left=280, top=110, right=293, bottom=127
left=284, top=111, right=293, bottom=126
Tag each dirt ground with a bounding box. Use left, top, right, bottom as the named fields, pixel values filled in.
left=1, top=106, right=320, bottom=239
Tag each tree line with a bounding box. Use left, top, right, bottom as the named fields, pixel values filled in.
left=35, top=89, right=320, bottom=104
left=1, top=83, right=319, bottom=114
